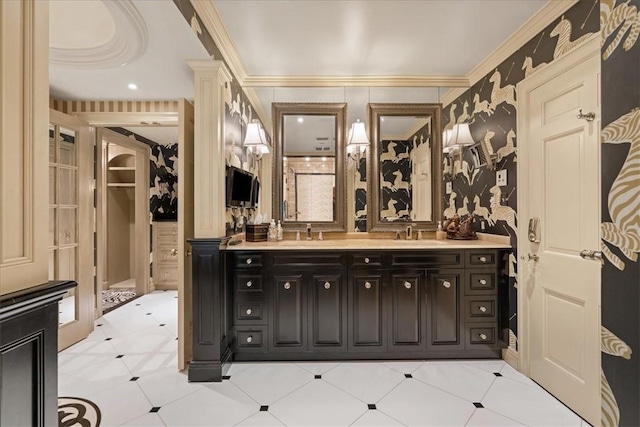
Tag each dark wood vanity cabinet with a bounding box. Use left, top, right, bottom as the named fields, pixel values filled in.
left=227, top=248, right=506, bottom=362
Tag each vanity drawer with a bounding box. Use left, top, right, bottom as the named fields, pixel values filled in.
left=391, top=251, right=462, bottom=268
left=465, top=297, right=497, bottom=322
left=234, top=252, right=264, bottom=268
left=466, top=251, right=497, bottom=267
left=349, top=253, right=385, bottom=268
left=235, top=327, right=266, bottom=350
left=271, top=252, right=346, bottom=268
left=236, top=302, right=266, bottom=323
left=235, top=275, right=264, bottom=294
left=466, top=323, right=498, bottom=348
left=466, top=272, right=497, bottom=295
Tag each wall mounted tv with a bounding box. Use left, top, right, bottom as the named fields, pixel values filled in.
left=226, top=166, right=254, bottom=207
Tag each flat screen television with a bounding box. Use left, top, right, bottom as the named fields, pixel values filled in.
left=226, top=166, right=254, bottom=207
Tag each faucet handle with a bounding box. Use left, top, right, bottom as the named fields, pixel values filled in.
left=395, top=231, right=401, bottom=240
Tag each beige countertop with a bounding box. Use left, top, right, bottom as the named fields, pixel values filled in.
left=224, top=238, right=511, bottom=251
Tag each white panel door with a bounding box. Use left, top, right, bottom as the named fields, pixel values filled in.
left=411, top=142, right=432, bottom=221
left=521, top=40, right=600, bottom=425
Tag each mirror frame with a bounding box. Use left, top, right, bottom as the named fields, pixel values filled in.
left=367, top=103, right=443, bottom=232
left=272, top=102, right=348, bottom=232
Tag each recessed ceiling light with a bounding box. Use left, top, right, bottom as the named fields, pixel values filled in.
left=305, top=156, right=310, bottom=162
left=297, top=117, right=304, bottom=123
left=283, top=156, right=287, bottom=161
left=321, top=157, right=327, bottom=162
left=128, top=83, right=139, bottom=90
left=380, top=117, right=385, bottom=122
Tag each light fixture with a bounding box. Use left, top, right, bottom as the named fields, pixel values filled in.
left=443, top=123, right=475, bottom=158
left=243, top=120, right=270, bottom=160
left=127, top=83, right=138, bottom=90
left=297, top=117, right=304, bottom=123
left=347, top=119, right=370, bottom=163
left=304, top=156, right=310, bottom=162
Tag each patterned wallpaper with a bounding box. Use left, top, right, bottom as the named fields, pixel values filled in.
left=600, top=0, right=640, bottom=425
left=442, top=0, right=599, bottom=355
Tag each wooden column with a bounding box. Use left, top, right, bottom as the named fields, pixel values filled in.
left=188, top=60, right=232, bottom=239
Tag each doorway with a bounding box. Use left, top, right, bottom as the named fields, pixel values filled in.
left=96, top=128, right=150, bottom=314
left=517, top=36, right=601, bottom=425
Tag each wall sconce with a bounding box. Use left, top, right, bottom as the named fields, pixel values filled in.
left=347, top=119, right=369, bottom=163
left=442, top=123, right=475, bottom=159
left=243, top=120, right=270, bottom=160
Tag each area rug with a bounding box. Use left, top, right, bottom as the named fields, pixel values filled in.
left=102, top=288, right=139, bottom=314
left=58, top=396, right=101, bottom=426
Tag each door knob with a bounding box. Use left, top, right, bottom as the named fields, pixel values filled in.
left=580, top=250, right=604, bottom=265
left=527, top=253, right=539, bottom=262
left=442, top=280, right=451, bottom=288
left=324, top=282, right=331, bottom=290
left=364, top=257, right=370, bottom=264
left=246, top=258, right=252, bottom=265
left=284, top=282, right=291, bottom=290
left=170, top=248, right=178, bottom=257
left=246, top=280, right=252, bottom=288
left=479, top=333, right=487, bottom=340
left=479, top=306, right=487, bottom=313
left=364, top=282, right=372, bottom=290
left=479, top=279, right=487, bottom=285
left=404, top=281, right=412, bottom=289
left=246, top=335, right=253, bottom=343
left=246, top=308, right=252, bottom=315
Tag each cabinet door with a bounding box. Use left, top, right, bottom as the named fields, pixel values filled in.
left=309, top=273, right=347, bottom=350
left=271, top=274, right=305, bottom=350
left=349, top=273, right=386, bottom=351
left=389, top=272, right=425, bottom=349
left=427, top=270, right=463, bottom=351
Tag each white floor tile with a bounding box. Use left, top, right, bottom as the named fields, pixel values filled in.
left=235, top=411, right=285, bottom=426
left=58, top=357, right=133, bottom=397
left=499, top=364, right=539, bottom=387
left=269, top=380, right=367, bottom=426
left=460, top=359, right=507, bottom=374
left=226, top=362, right=264, bottom=377
left=322, top=362, right=405, bottom=403
left=412, top=362, right=496, bottom=402
left=382, top=361, right=425, bottom=375
left=377, top=378, right=475, bottom=426
left=483, top=377, right=583, bottom=426
left=121, top=348, right=178, bottom=376
left=295, top=361, right=341, bottom=375
left=230, top=363, right=313, bottom=405
left=121, top=413, right=167, bottom=426
left=159, top=383, right=257, bottom=426
left=87, top=381, right=152, bottom=427
left=109, top=329, right=176, bottom=355
left=99, top=314, right=163, bottom=338
left=465, top=409, right=525, bottom=426
left=137, top=367, right=203, bottom=407
left=351, top=409, right=406, bottom=426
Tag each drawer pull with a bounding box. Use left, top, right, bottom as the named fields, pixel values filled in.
left=442, top=280, right=451, bottom=289
left=324, top=282, right=331, bottom=290
left=170, top=248, right=178, bottom=257
left=246, top=308, right=252, bottom=315
left=246, top=258, right=252, bottom=265
left=364, top=257, right=370, bottom=264
left=246, top=335, right=253, bottom=343
left=479, top=279, right=487, bottom=285
left=364, top=282, right=372, bottom=290
left=284, top=282, right=291, bottom=290
left=404, top=281, right=412, bottom=289
left=479, top=333, right=487, bottom=340
left=246, top=280, right=253, bottom=288
left=479, top=256, right=487, bottom=263
left=479, top=306, right=487, bottom=313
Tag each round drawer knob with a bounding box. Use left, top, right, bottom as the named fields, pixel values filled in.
left=246, top=281, right=252, bottom=288
left=479, top=306, right=487, bottom=313
left=324, top=282, right=331, bottom=290
left=246, top=335, right=253, bottom=343
left=442, top=280, right=451, bottom=289
left=364, top=257, right=370, bottom=264
left=479, top=256, right=487, bottom=263
left=404, top=281, right=412, bottom=289
left=246, top=308, right=252, bottom=315
left=479, top=279, right=487, bottom=285
left=364, top=282, right=372, bottom=290
left=284, top=282, right=291, bottom=290
left=246, top=258, right=252, bottom=265
left=479, top=333, right=487, bottom=340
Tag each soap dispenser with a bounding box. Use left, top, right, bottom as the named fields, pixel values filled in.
left=276, top=220, right=283, bottom=241
left=268, top=219, right=277, bottom=242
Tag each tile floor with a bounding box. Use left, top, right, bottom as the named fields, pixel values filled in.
left=59, top=290, right=591, bottom=426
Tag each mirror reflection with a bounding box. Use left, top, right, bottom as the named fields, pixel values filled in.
left=368, top=103, right=442, bottom=232
left=273, top=103, right=347, bottom=231
left=282, top=115, right=335, bottom=222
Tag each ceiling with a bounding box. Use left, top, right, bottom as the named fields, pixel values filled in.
left=49, top=0, right=553, bottom=142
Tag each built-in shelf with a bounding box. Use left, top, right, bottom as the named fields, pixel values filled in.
left=108, top=167, right=135, bottom=171
left=107, top=183, right=135, bottom=188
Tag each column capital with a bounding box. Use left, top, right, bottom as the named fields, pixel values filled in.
left=188, top=60, right=232, bottom=84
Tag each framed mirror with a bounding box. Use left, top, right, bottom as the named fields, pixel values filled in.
left=273, top=103, right=347, bottom=232
left=368, top=103, right=442, bottom=232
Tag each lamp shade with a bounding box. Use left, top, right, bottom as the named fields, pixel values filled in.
left=450, top=123, right=475, bottom=146
left=243, top=121, right=270, bottom=153
left=442, top=129, right=455, bottom=153
left=347, top=120, right=369, bottom=153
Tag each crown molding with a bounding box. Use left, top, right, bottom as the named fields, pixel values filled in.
left=243, top=86, right=272, bottom=134
left=242, top=75, right=470, bottom=88
left=191, top=0, right=247, bottom=86
left=440, top=0, right=579, bottom=106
